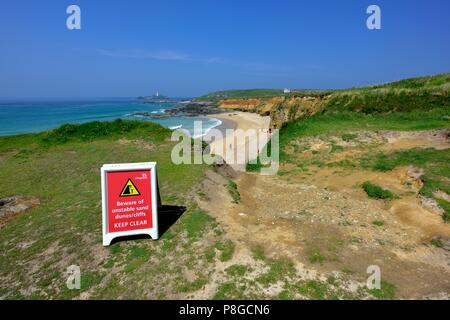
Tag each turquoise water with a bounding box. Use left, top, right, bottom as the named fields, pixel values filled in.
left=0, top=99, right=221, bottom=137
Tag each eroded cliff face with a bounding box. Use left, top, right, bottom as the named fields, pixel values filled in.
left=218, top=97, right=283, bottom=116
left=218, top=95, right=330, bottom=128
left=219, top=99, right=260, bottom=111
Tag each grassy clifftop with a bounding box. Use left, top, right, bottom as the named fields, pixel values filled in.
left=201, top=73, right=450, bottom=128
left=196, top=89, right=287, bottom=102
left=277, top=73, right=449, bottom=127
left=324, top=73, right=450, bottom=114
left=0, top=120, right=223, bottom=299
left=360, top=73, right=450, bottom=90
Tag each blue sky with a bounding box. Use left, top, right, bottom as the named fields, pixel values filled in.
left=1, top=0, right=450, bottom=98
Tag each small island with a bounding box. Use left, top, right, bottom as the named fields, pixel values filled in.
left=137, top=92, right=175, bottom=104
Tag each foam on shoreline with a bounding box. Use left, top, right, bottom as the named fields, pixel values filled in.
left=191, top=118, right=223, bottom=139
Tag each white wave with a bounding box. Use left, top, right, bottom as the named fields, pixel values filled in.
left=191, top=118, right=222, bottom=139
left=169, top=124, right=183, bottom=130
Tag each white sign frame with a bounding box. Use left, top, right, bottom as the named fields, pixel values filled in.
left=101, top=162, right=159, bottom=246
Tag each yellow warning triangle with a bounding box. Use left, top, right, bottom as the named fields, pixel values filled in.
left=120, top=179, right=141, bottom=197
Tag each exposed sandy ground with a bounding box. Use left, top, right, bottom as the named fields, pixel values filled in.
left=0, top=196, right=40, bottom=229
left=206, top=111, right=271, bottom=172
left=198, top=113, right=450, bottom=299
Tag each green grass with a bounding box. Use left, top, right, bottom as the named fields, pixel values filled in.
left=251, top=245, right=266, bottom=261
left=227, top=179, right=241, bottom=204
left=197, top=89, right=286, bottom=102
left=360, top=148, right=449, bottom=221
left=256, top=258, right=296, bottom=286
left=360, top=148, right=449, bottom=175
left=80, top=271, right=104, bottom=291
left=175, top=277, right=208, bottom=293
left=296, top=280, right=335, bottom=300
left=41, top=119, right=169, bottom=145
left=324, top=73, right=450, bottom=114
left=245, top=138, right=274, bottom=173
left=246, top=156, right=263, bottom=172
left=330, top=143, right=345, bottom=153
left=215, top=240, right=235, bottom=262
left=124, top=245, right=153, bottom=272
left=372, top=220, right=385, bottom=227
left=362, top=182, right=394, bottom=200
left=184, top=210, right=213, bottom=239
left=109, top=243, right=122, bottom=254
left=430, top=238, right=443, bottom=248
left=196, top=191, right=208, bottom=201
left=437, top=199, right=450, bottom=223
left=281, top=278, right=366, bottom=300
left=204, top=245, right=216, bottom=262
left=0, top=120, right=220, bottom=299
left=367, top=280, right=396, bottom=300
left=225, top=265, right=249, bottom=277
left=368, top=73, right=450, bottom=90
left=308, top=250, right=326, bottom=264
left=326, top=90, right=449, bottom=114
left=213, top=282, right=248, bottom=300
left=341, top=133, right=358, bottom=142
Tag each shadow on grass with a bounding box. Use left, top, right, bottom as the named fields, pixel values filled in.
left=158, top=204, right=187, bottom=236
left=110, top=205, right=187, bottom=245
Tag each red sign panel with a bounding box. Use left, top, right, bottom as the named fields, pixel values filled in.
left=106, top=170, right=153, bottom=233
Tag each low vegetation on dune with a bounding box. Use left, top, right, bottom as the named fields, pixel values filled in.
left=40, top=119, right=170, bottom=145
left=196, top=89, right=287, bottom=102
left=363, top=72, right=450, bottom=90
left=325, top=73, right=450, bottom=114
left=362, top=182, right=395, bottom=200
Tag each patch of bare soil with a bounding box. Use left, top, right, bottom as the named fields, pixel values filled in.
left=286, top=128, right=450, bottom=164
left=0, top=196, right=40, bottom=228
left=377, top=129, right=450, bottom=151
left=288, top=166, right=421, bottom=196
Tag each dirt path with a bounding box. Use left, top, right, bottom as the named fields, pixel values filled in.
left=198, top=128, right=450, bottom=299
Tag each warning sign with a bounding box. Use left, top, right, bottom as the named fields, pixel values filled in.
left=107, top=170, right=152, bottom=233
left=120, top=179, right=141, bottom=197
left=101, top=162, right=159, bottom=246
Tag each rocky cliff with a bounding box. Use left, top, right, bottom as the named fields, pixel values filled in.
left=218, top=94, right=330, bottom=128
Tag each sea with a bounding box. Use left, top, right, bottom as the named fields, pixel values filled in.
left=0, top=99, right=222, bottom=138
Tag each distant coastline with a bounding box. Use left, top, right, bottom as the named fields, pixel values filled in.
left=0, top=98, right=222, bottom=138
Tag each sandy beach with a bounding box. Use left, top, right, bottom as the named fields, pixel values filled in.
left=206, top=111, right=271, bottom=171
